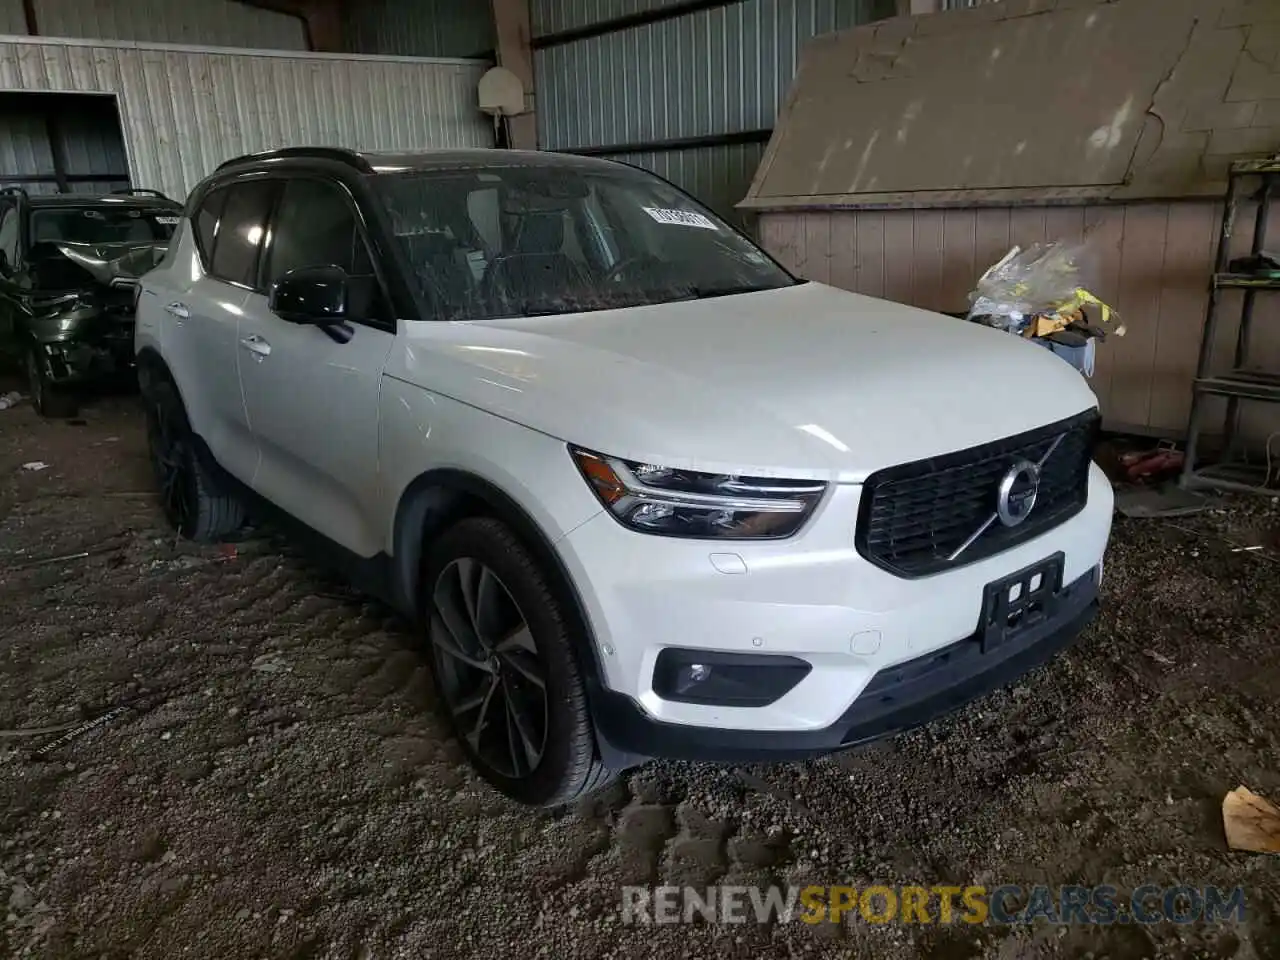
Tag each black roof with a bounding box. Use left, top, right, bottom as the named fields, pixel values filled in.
left=362, top=149, right=625, bottom=175
left=3, top=188, right=180, bottom=209
left=216, top=146, right=627, bottom=177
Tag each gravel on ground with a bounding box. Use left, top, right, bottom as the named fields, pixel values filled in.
left=2, top=394, right=1279, bottom=960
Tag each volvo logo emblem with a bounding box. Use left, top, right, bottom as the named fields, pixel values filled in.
left=996, top=459, right=1041, bottom=527
left=947, top=432, right=1066, bottom=562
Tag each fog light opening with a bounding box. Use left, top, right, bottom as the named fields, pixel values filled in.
left=653, top=648, right=811, bottom=707
left=676, top=662, right=712, bottom=695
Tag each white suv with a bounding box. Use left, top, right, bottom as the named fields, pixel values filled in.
left=135, top=147, right=1113, bottom=806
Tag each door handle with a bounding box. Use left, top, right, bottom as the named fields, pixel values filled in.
left=239, top=335, right=272, bottom=358
left=164, top=301, right=189, bottom=319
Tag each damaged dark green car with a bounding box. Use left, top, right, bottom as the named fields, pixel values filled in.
left=0, top=187, right=181, bottom=417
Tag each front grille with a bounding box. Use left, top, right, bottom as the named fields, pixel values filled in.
left=856, top=409, right=1098, bottom=578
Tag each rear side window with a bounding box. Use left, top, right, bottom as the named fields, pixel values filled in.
left=209, top=180, right=275, bottom=288
left=193, top=187, right=226, bottom=265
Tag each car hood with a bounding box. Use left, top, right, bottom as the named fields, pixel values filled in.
left=52, top=241, right=168, bottom=287
left=393, top=282, right=1100, bottom=482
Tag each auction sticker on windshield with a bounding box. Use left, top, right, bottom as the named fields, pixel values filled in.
left=642, top=207, right=718, bottom=230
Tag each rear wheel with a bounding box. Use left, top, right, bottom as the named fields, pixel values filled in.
left=423, top=517, right=614, bottom=807
left=26, top=347, right=78, bottom=419
left=145, top=378, right=244, bottom=541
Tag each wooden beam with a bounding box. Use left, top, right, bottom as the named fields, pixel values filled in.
left=303, top=1, right=343, bottom=53
left=490, top=0, right=537, bottom=150
left=44, top=114, right=69, bottom=193
left=239, top=0, right=343, bottom=52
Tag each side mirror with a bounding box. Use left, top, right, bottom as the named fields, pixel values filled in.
left=268, top=265, right=353, bottom=343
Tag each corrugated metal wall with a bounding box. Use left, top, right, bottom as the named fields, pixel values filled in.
left=0, top=108, right=60, bottom=194
left=533, top=0, right=699, bottom=36
left=0, top=110, right=51, bottom=178
left=343, top=0, right=494, bottom=58
left=0, top=0, right=309, bottom=193
left=607, top=142, right=770, bottom=228
left=10, top=0, right=308, bottom=49
left=536, top=0, right=883, bottom=148
left=533, top=0, right=890, bottom=221
left=0, top=38, right=491, bottom=201
left=0, top=92, right=130, bottom=194
left=58, top=98, right=130, bottom=185
left=757, top=201, right=1280, bottom=445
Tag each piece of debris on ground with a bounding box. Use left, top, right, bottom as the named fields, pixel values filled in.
left=1224, top=786, right=1280, bottom=855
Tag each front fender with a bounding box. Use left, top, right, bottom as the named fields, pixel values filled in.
left=379, top=378, right=604, bottom=557
left=24, top=303, right=102, bottom=344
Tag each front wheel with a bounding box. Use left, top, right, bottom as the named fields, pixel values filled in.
left=144, top=378, right=244, bottom=541
left=422, top=517, right=615, bottom=807
left=26, top=347, right=78, bottom=418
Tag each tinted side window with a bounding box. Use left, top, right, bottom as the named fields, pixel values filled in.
left=193, top=187, right=226, bottom=266
left=210, top=181, right=275, bottom=287
left=265, top=178, right=370, bottom=282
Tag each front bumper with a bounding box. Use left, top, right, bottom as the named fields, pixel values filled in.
left=557, top=463, right=1113, bottom=762
left=35, top=331, right=135, bottom=385
left=590, top=566, right=1097, bottom=762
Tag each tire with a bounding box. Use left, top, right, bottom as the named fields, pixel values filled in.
left=26, top=347, right=79, bottom=419
left=144, top=377, right=244, bottom=542
left=422, top=516, right=615, bottom=807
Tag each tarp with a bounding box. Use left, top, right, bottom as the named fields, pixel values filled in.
left=742, top=0, right=1280, bottom=210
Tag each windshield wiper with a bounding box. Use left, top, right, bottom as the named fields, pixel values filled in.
left=679, top=283, right=783, bottom=301
left=472, top=285, right=785, bottom=319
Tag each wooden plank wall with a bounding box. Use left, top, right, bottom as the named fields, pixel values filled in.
left=758, top=202, right=1280, bottom=444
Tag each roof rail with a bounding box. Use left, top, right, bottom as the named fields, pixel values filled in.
left=215, top=147, right=372, bottom=174
left=110, top=188, right=172, bottom=200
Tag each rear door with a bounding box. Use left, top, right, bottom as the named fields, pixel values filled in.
left=236, top=175, right=395, bottom=558
left=143, top=179, right=275, bottom=485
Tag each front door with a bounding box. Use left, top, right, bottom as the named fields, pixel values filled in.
left=237, top=176, right=394, bottom=558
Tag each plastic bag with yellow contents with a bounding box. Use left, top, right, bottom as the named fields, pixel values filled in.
left=965, top=240, right=1124, bottom=376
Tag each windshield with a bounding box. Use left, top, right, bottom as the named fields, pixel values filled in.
left=30, top=207, right=177, bottom=246
left=372, top=164, right=796, bottom=321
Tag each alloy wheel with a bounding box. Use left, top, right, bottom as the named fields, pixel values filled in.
left=429, top=558, right=549, bottom=779
left=25, top=350, right=43, bottom=413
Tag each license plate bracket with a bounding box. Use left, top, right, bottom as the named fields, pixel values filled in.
left=979, top=552, right=1065, bottom=653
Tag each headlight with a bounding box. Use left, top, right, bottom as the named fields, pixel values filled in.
left=570, top=446, right=827, bottom=539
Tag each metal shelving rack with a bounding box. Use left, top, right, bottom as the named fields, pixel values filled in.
left=1181, top=156, right=1280, bottom=495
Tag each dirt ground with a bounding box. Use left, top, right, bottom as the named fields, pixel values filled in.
left=2, top=390, right=1279, bottom=960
